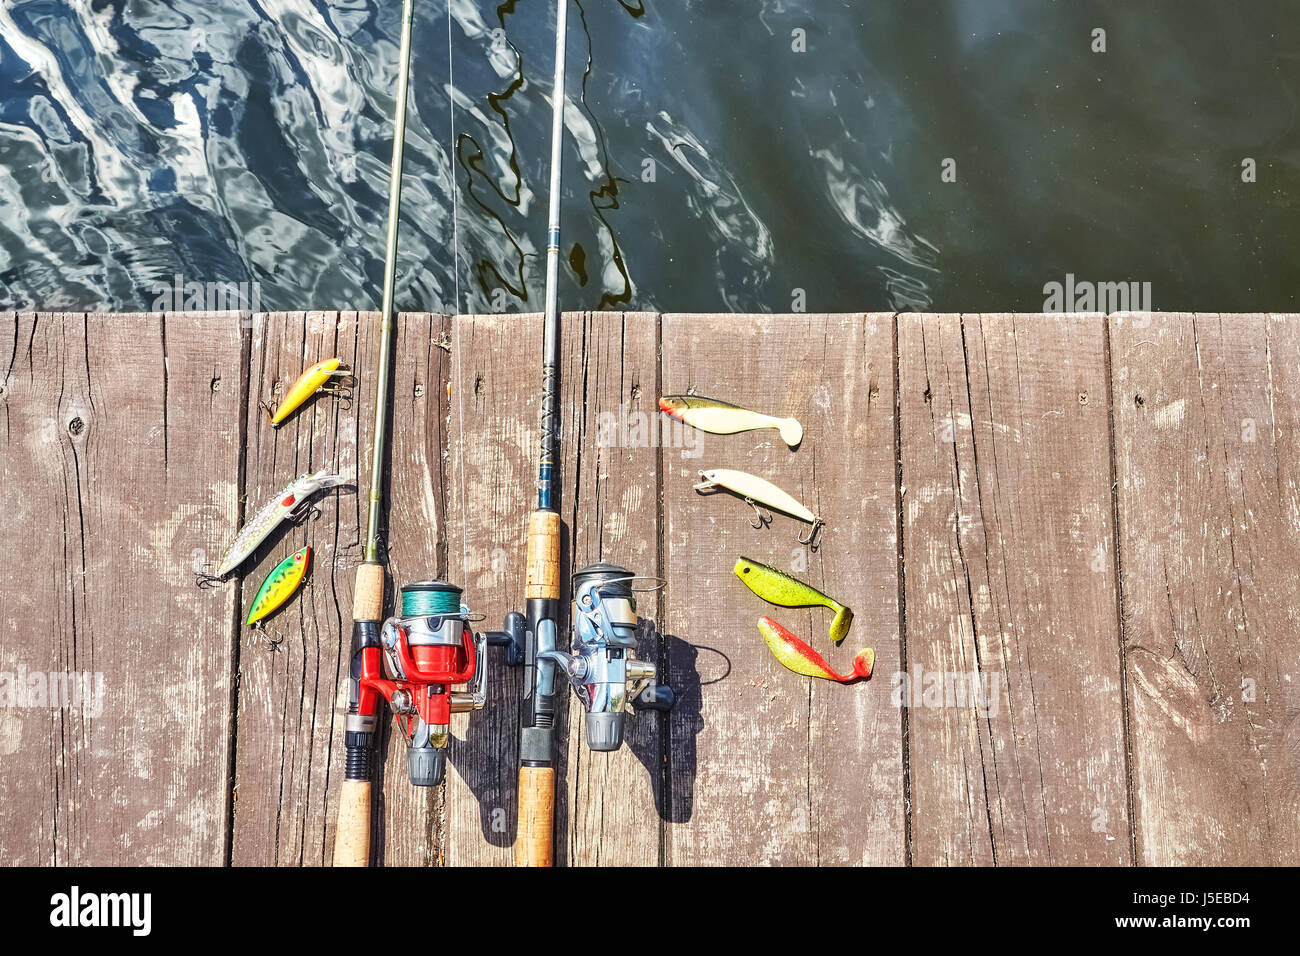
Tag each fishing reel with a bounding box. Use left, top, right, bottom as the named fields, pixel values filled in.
left=362, top=581, right=488, bottom=787
left=541, top=563, right=675, bottom=752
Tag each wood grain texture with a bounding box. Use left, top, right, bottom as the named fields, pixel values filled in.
left=0, top=311, right=243, bottom=865
left=229, top=311, right=449, bottom=867
left=230, top=310, right=364, bottom=866
left=661, top=313, right=904, bottom=866
left=444, top=312, right=543, bottom=866
left=899, top=313, right=1130, bottom=865
left=559, top=312, right=662, bottom=867
left=1111, top=312, right=1300, bottom=865
left=8, top=310, right=1300, bottom=867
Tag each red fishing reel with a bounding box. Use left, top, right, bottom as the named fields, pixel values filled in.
left=353, top=581, right=487, bottom=787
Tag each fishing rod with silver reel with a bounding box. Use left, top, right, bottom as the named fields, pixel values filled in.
left=549, top=564, right=674, bottom=751
left=498, top=563, right=674, bottom=754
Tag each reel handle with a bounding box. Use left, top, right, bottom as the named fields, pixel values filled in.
left=485, top=610, right=526, bottom=666
left=631, top=683, right=676, bottom=713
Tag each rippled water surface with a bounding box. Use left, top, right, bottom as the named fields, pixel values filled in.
left=1, top=0, right=1297, bottom=313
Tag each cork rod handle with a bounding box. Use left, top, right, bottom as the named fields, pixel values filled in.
left=515, top=765, right=555, bottom=867
left=525, top=510, right=562, bottom=601
left=333, top=779, right=371, bottom=866
left=331, top=560, right=384, bottom=868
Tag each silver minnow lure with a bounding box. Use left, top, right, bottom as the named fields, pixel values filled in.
left=214, top=470, right=349, bottom=578
left=694, top=468, right=824, bottom=549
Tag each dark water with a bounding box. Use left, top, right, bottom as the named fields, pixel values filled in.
left=1, top=0, right=1297, bottom=314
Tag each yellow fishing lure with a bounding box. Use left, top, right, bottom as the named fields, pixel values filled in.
left=247, top=547, right=311, bottom=625
left=266, top=358, right=350, bottom=426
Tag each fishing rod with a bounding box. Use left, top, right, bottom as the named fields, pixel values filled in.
left=332, top=0, right=494, bottom=867
left=509, top=0, right=572, bottom=868
left=506, top=0, right=674, bottom=867
left=330, top=0, right=416, bottom=869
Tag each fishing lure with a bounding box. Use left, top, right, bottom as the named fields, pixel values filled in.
left=247, top=547, right=311, bottom=625
left=734, top=557, right=854, bottom=645
left=659, top=395, right=803, bottom=448
left=757, top=616, right=873, bottom=683
left=694, top=468, right=824, bottom=549
left=263, top=358, right=351, bottom=427
left=197, top=470, right=348, bottom=585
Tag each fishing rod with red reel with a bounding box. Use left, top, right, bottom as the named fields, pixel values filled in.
left=348, top=580, right=522, bottom=788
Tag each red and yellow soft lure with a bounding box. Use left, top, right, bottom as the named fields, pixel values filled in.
left=757, top=616, right=873, bottom=683
left=246, top=547, right=311, bottom=626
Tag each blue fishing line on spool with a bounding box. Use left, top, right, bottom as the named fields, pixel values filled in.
left=400, top=581, right=462, bottom=616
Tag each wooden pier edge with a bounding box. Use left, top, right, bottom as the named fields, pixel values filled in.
left=1, top=310, right=1296, bottom=866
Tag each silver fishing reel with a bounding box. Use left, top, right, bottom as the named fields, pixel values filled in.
left=540, top=563, right=674, bottom=752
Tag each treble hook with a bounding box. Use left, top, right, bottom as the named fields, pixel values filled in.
left=798, top=518, right=825, bottom=552
left=743, top=497, right=773, bottom=530
left=195, top=570, right=225, bottom=589
left=288, top=500, right=323, bottom=524
left=251, top=624, right=286, bottom=652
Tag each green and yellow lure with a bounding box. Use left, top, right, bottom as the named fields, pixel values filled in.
left=733, top=556, right=854, bottom=644
left=246, top=547, right=311, bottom=626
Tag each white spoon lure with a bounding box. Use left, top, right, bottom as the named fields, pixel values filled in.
left=660, top=395, right=803, bottom=449
left=694, top=468, right=824, bottom=549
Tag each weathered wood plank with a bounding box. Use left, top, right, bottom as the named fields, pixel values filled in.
left=0, top=311, right=243, bottom=865
left=1111, top=312, right=1300, bottom=865
left=444, top=313, right=542, bottom=866
left=8, top=309, right=1298, bottom=867
left=229, top=310, right=364, bottom=866
left=559, top=312, right=662, bottom=867
left=661, top=313, right=904, bottom=866
left=229, top=311, right=449, bottom=866
left=899, top=313, right=1130, bottom=865
left=375, top=311, right=452, bottom=866
left=444, top=311, right=663, bottom=866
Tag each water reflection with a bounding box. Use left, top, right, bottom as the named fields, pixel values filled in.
left=1, top=1, right=1297, bottom=314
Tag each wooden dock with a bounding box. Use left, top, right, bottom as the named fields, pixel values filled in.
left=1, top=310, right=1296, bottom=866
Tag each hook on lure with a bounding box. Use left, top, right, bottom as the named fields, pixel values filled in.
left=693, top=468, right=824, bottom=551
left=797, top=518, right=825, bottom=551
left=742, top=498, right=773, bottom=530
